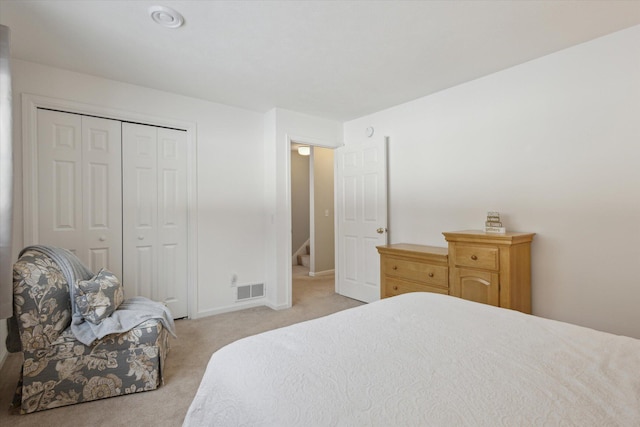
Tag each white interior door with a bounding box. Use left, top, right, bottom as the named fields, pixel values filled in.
left=122, top=123, right=188, bottom=318
left=335, top=138, right=388, bottom=302
left=37, top=109, right=122, bottom=277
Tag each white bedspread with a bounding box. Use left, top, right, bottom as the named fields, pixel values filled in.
left=183, top=293, right=640, bottom=426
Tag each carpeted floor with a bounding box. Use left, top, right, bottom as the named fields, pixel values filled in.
left=0, top=267, right=363, bottom=426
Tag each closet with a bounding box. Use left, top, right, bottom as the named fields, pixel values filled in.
left=122, top=123, right=188, bottom=318
left=35, top=109, right=188, bottom=318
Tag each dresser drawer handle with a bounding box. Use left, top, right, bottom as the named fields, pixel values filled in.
left=428, top=273, right=434, bottom=277
left=392, top=266, right=398, bottom=270
left=393, top=285, right=398, bottom=290
left=471, top=255, right=478, bottom=260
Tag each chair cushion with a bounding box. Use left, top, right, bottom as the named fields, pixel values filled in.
left=50, top=318, right=164, bottom=354
left=74, top=269, right=124, bottom=324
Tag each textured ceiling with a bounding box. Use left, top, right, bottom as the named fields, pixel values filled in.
left=1, top=0, right=639, bottom=120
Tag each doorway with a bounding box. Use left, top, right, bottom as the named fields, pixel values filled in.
left=290, top=142, right=335, bottom=303
left=291, top=143, right=335, bottom=277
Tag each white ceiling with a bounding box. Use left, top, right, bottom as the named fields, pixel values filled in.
left=1, top=0, right=639, bottom=121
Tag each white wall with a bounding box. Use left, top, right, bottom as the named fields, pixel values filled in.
left=291, top=150, right=310, bottom=255
left=311, top=147, right=335, bottom=274
left=263, top=108, right=343, bottom=309
left=344, top=25, right=640, bottom=339
left=9, top=59, right=266, bottom=321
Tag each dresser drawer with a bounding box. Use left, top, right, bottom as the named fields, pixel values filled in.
left=454, top=245, right=499, bottom=271
left=385, top=278, right=449, bottom=297
left=383, top=257, right=448, bottom=287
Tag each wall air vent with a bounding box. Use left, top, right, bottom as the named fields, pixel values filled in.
left=237, top=283, right=265, bottom=301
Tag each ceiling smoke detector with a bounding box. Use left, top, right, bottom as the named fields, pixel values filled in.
left=149, top=5, right=184, bottom=29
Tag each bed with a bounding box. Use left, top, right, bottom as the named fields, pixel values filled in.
left=183, top=293, right=640, bottom=426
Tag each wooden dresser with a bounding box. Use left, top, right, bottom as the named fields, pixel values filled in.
left=377, top=244, right=449, bottom=299
left=443, top=230, right=535, bottom=314
left=378, top=231, right=535, bottom=313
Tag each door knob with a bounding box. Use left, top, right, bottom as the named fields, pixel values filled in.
left=376, top=227, right=387, bottom=234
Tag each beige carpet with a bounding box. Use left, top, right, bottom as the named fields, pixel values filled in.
left=0, top=267, right=363, bottom=426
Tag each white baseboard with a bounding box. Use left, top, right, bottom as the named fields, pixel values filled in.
left=193, top=299, right=267, bottom=319
left=266, top=301, right=291, bottom=311
left=309, top=269, right=334, bottom=277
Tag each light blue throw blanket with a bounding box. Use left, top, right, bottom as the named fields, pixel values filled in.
left=21, top=245, right=177, bottom=346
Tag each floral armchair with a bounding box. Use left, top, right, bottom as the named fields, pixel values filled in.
left=10, top=249, right=170, bottom=413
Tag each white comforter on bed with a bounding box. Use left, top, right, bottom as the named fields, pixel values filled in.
left=183, top=293, right=640, bottom=426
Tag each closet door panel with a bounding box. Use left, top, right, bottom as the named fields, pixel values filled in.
left=37, top=110, right=84, bottom=254
left=123, top=124, right=188, bottom=317
left=123, top=123, right=158, bottom=299
left=37, top=110, right=122, bottom=278
left=134, top=166, right=156, bottom=229
left=133, top=245, right=155, bottom=299
left=82, top=116, right=122, bottom=277
left=159, top=243, right=178, bottom=305
left=53, top=161, right=78, bottom=230
left=157, top=128, right=188, bottom=317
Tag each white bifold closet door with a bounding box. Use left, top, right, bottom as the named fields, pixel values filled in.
left=122, top=123, right=188, bottom=318
left=36, top=109, right=188, bottom=319
left=37, top=109, right=123, bottom=278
